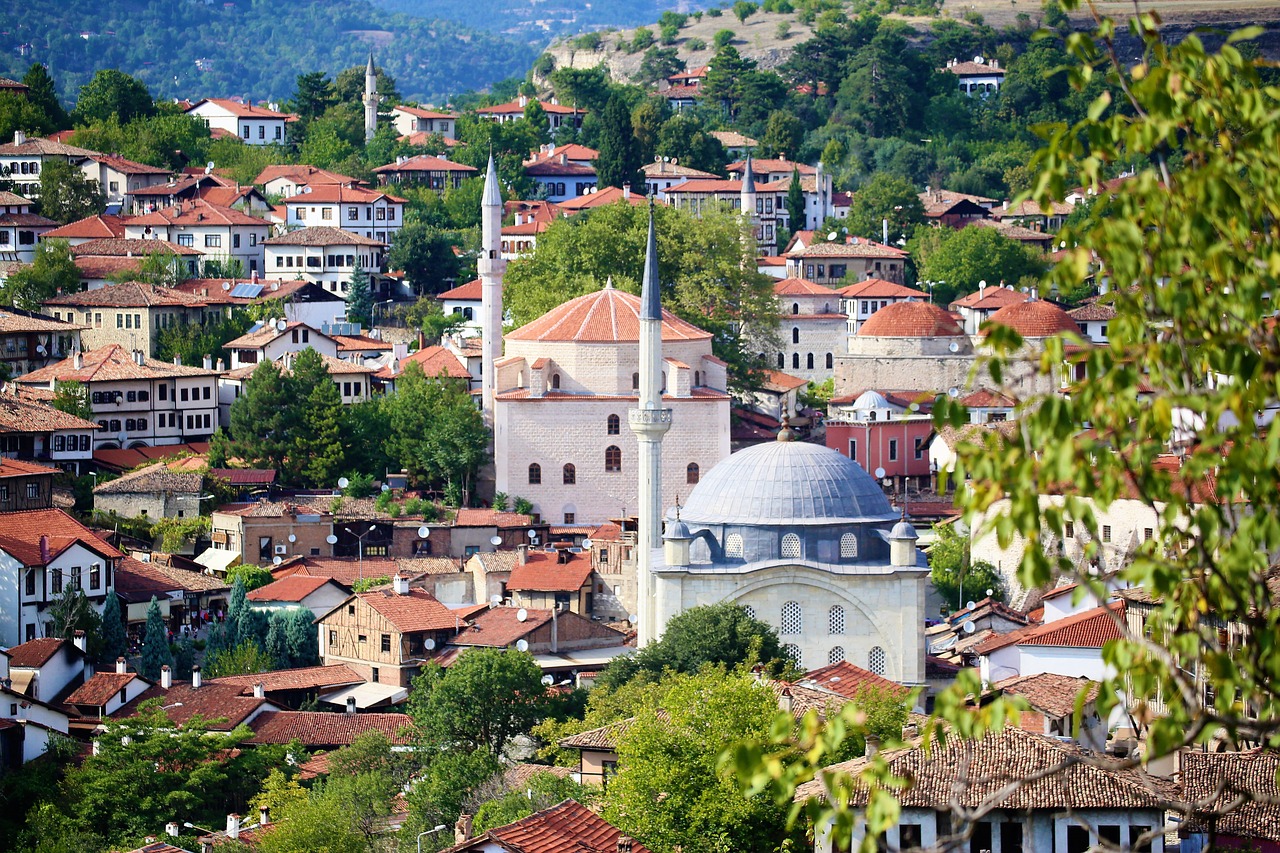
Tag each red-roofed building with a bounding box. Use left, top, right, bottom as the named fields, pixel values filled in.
left=278, top=185, right=406, bottom=243
left=949, top=284, right=1030, bottom=334
left=798, top=659, right=909, bottom=698
left=208, top=663, right=363, bottom=708
left=372, top=154, right=477, bottom=190
left=976, top=602, right=1124, bottom=684
left=475, top=96, right=585, bottom=130
left=373, top=345, right=471, bottom=393
left=119, top=668, right=279, bottom=730
left=836, top=278, right=927, bottom=335
left=446, top=799, right=647, bottom=853
left=390, top=105, right=458, bottom=139
left=0, top=190, right=59, bottom=262
left=247, top=709, right=412, bottom=747
left=122, top=199, right=271, bottom=276
left=185, top=98, right=297, bottom=145
left=942, top=56, right=1006, bottom=95
left=0, top=509, right=124, bottom=646
left=40, top=213, right=131, bottom=245
left=785, top=237, right=908, bottom=286
left=76, top=153, right=171, bottom=209
left=64, top=662, right=152, bottom=722
left=506, top=549, right=595, bottom=614
left=766, top=277, right=845, bottom=382
left=246, top=574, right=349, bottom=617
left=451, top=605, right=624, bottom=653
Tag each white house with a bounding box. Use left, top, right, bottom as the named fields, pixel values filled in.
left=942, top=57, right=1006, bottom=95
left=123, top=199, right=271, bottom=276
left=279, top=185, right=406, bottom=243
left=836, top=278, right=927, bottom=336
left=0, top=509, right=124, bottom=646
left=975, top=600, right=1122, bottom=685
left=0, top=191, right=57, bottom=262
left=262, top=227, right=387, bottom=294
left=224, top=320, right=340, bottom=370
left=0, top=385, right=98, bottom=473
left=76, top=154, right=171, bottom=211
left=185, top=99, right=295, bottom=145
left=253, top=165, right=362, bottom=199
left=245, top=575, right=349, bottom=619
left=0, top=132, right=97, bottom=198
left=390, top=105, right=458, bottom=139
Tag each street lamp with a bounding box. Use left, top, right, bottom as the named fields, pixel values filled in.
left=345, top=524, right=379, bottom=583
left=418, top=824, right=448, bottom=853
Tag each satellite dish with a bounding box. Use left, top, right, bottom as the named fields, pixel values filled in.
left=490, top=535, right=503, bottom=546
left=516, top=639, right=529, bottom=652
left=424, top=637, right=436, bottom=650
left=35, top=345, right=45, bottom=355
left=671, top=157, right=678, bottom=165
left=490, top=594, right=502, bottom=606
left=908, top=402, right=920, bottom=412
left=827, top=231, right=838, bottom=241
left=381, top=484, right=390, bottom=492
left=272, top=556, right=282, bottom=565
left=516, top=608, right=528, bottom=622
left=986, top=588, right=995, bottom=596
left=326, top=534, right=338, bottom=545
left=117, top=432, right=127, bottom=444
left=978, top=279, right=987, bottom=287
left=628, top=614, right=638, bottom=625
left=654, top=156, right=662, bottom=162
left=966, top=600, right=976, bottom=610
left=205, top=160, right=215, bottom=173
left=874, top=467, right=886, bottom=479
left=973, top=55, right=985, bottom=64
left=948, top=341, right=961, bottom=354
left=418, top=526, right=430, bottom=538
left=963, top=620, right=976, bottom=634
left=948, top=388, right=960, bottom=398
left=541, top=675, right=554, bottom=686
left=527, top=530, right=539, bottom=539
left=338, top=477, right=350, bottom=489
left=276, top=319, right=287, bottom=332
left=581, top=538, right=593, bottom=549
left=222, top=282, right=231, bottom=291
left=288, top=534, right=297, bottom=543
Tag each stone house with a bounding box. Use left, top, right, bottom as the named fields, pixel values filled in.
left=75, top=154, right=170, bottom=210
left=785, top=238, right=909, bottom=286
left=92, top=462, right=203, bottom=520
left=0, top=306, right=83, bottom=379
left=768, top=277, right=846, bottom=381
left=42, top=282, right=230, bottom=358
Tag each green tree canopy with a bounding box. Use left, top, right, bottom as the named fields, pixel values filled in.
left=99, top=590, right=127, bottom=666
left=927, top=522, right=1004, bottom=613
left=388, top=223, right=463, bottom=295
left=50, top=380, right=93, bottom=421
left=909, top=225, right=1047, bottom=304
left=21, top=63, right=69, bottom=130
left=73, top=69, right=155, bottom=125
left=385, top=361, right=490, bottom=501
left=844, top=172, right=925, bottom=245
left=35, top=159, right=104, bottom=225
left=595, top=94, right=644, bottom=191
left=138, top=596, right=173, bottom=681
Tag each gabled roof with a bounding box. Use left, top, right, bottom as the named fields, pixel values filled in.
left=93, top=462, right=202, bottom=495
left=437, top=278, right=481, bottom=300
left=773, top=277, right=833, bottom=297
left=376, top=345, right=470, bottom=381
left=451, top=606, right=552, bottom=646
left=120, top=680, right=274, bottom=730
left=799, top=660, right=907, bottom=698
left=506, top=285, right=711, bottom=344
left=974, top=602, right=1123, bottom=654
left=0, top=387, right=100, bottom=433
left=246, top=710, right=412, bottom=746
left=789, top=239, right=907, bottom=259
left=113, top=555, right=184, bottom=602
left=506, top=550, right=593, bottom=593
left=0, top=508, right=123, bottom=566
left=209, top=663, right=363, bottom=695
left=44, top=281, right=208, bottom=309
left=950, top=286, right=1028, bottom=310
left=476, top=99, right=584, bottom=116
left=556, top=186, right=646, bottom=210
left=837, top=278, right=925, bottom=299
left=393, top=105, right=458, bottom=120
left=992, top=672, right=1099, bottom=718
left=19, top=344, right=218, bottom=384
left=6, top=637, right=75, bottom=668
left=38, top=214, right=131, bottom=240
left=0, top=137, right=97, bottom=157
left=65, top=671, right=143, bottom=706
left=372, top=155, right=478, bottom=174
left=452, top=509, right=533, bottom=528
left=446, top=799, right=648, bottom=853
left=558, top=717, right=636, bottom=750
left=1181, top=750, right=1280, bottom=842
left=186, top=98, right=296, bottom=120
left=127, top=199, right=270, bottom=228
left=70, top=237, right=202, bottom=257
left=262, top=226, right=386, bottom=248
left=708, top=130, right=757, bottom=148
left=253, top=164, right=360, bottom=186
left=943, top=60, right=1007, bottom=76
left=245, top=574, right=342, bottom=602
left=525, top=160, right=596, bottom=177
left=758, top=369, right=807, bottom=393
left=224, top=320, right=331, bottom=351
left=727, top=158, right=816, bottom=176
left=640, top=161, right=718, bottom=179
left=326, top=588, right=462, bottom=633
left=279, top=185, right=405, bottom=205
left=80, top=153, right=170, bottom=176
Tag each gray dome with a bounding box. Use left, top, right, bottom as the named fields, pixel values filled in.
left=677, top=440, right=896, bottom=526
left=664, top=517, right=692, bottom=539
left=890, top=520, right=919, bottom=540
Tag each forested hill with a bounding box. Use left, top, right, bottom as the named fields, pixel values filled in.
left=0, top=0, right=537, bottom=105
left=369, top=0, right=714, bottom=42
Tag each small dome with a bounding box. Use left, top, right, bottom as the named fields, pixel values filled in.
left=852, top=390, right=891, bottom=411
left=664, top=518, right=692, bottom=540
left=890, top=520, right=918, bottom=540
left=859, top=301, right=964, bottom=337
left=677, top=440, right=896, bottom=526
left=983, top=300, right=1079, bottom=337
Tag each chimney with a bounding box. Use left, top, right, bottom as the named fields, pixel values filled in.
left=39, top=535, right=49, bottom=563
left=778, top=687, right=793, bottom=715
left=73, top=630, right=87, bottom=653
left=345, top=696, right=356, bottom=715
left=203, top=354, right=213, bottom=370
left=166, top=823, right=181, bottom=837
left=173, top=355, right=181, bottom=366
left=161, top=665, right=172, bottom=689
left=516, top=544, right=529, bottom=565
left=191, top=665, right=202, bottom=689
left=13, top=130, right=24, bottom=145
left=392, top=574, right=409, bottom=595
left=253, top=682, right=264, bottom=699
left=455, top=815, right=474, bottom=844
left=73, top=351, right=83, bottom=370
left=865, top=734, right=881, bottom=759
left=979, top=281, right=986, bottom=300
left=226, top=814, right=241, bottom=840
left=116, top=656, right=127, bottom=675
left=258, top=806, right=270, bottom=826
left=622, top=183, right=631, bottom=200
left=216, top=358, right=225, bottom=372
left=617, top=837, right=634, bottom=853
left=550, top=605, right=558, bottom=653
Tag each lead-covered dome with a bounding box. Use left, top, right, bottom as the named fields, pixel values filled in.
left=678, top=440, right=896, bottom=526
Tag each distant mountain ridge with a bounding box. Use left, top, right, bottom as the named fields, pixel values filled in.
left=368, top=0, right=713, bottom=42
left=0, top=0, right=538, bottom=105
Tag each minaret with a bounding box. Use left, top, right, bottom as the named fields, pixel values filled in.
left=479, top=152, right=506, bottom=423
left=739, top=153, right=758, bottom=251
left=629, top=204, right=672, bottom=647
left=363, top=53, right=378, bottom=142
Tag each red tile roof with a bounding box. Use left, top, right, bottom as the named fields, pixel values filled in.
left=476, top=99, right=584, bottom=116
left=790, top=238, right=907, bottom=259
left=246, top=574, right=339, bottom=602
left=40, top=214, right=131, bottom=240
left=507, top=550, right=592, bottom=593
left=187, top=98, right=296, bottom=120
left=1181, top=750, right=1280, bottom=842
left=253, top=164, right=360, bottom=186
left=344, top=588, right=464, bottom=632
left=837, top=278, right=925, bottom=299
left=247, top=710, right=412, bottom=746
left=773, top=277, right=833, bottom=296
left=377, top=345, right=470, bottom=381
left=65, top=671, right=142, bottom=706
left=453, top=606, right=552, bottom=647
left=983, top=300, right=1080, bottom=338
left=372, top=155, right=478, bottom=175
left=120, top=681, right=273, bottom=730
left=114, top=555, right=184, bottom=602
left=394, top=105, right=458, bottom=120
left=506, top=286, right=711, bottom=344
left=19, top=344, right=217, bottom=384
left=992, top=672, right=1099, bottom=717
left=1016, top=602, right=1123, bottom=648
left=727, top=158, right=816, bottom=176
left=70, top=237, right=202, bottom=257
left=209, top=664, right=363, bottom=695
left=279, top=185, right=405, bottom=205
left=0, top=508, right=123, bottom=565
left=453, top=509, right=533, bottom=528
left=799, top=660, right=907, bottom=698
left=6, top=637, right=75, bottom=668
left=759, top=369, right=807, bottom=393
left=525, top=160, right=596, bottom=177
left=262, top=226, right=386, bottom=248
left=0, top=457, right=60, bottom=478
left=858, top=300, right=964, bottom=337
left=128, top=199, right=269, bottom=228
left=556, top=186, right=645, bottom=210
left=44, top=281, right=210, bottom=309
left=437, top=278, right=482, bottom=300
left=950, top=286, right=1028, bottom=310
left=448, top=799, right=648, bottom=853
left=959, top=389, right=1016, bottom=407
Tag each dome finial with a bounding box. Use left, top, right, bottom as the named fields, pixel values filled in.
left=777, top=408, right=795, bottom=442
left=604, top=275, right=614, bottom=290
left=674, top=493, right=682, bottom=521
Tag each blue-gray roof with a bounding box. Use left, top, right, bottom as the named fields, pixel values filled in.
left=677, top=440, right=896, bottom=526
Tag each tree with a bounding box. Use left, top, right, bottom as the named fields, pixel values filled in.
left=759, top=110, right=804, bottom=159
left=844, top=173, right=925, bottom=245
left=655, top=113, right=726, bottom=175
left=637, top=47, right=685, bottom=86
left=32, top=158, right=103, bottom=225
left=835, top=44, right=912, bottom=138
left=388, top=224, right=463, bottom=295
left=291, top=347, right=345, bottom=487
left=99, top=591, right=127, bottom=666
left=408, top=647, right=548, bottom=757
left=21, top=63, right=68, bottom=130
left=927, top=522, right=1004, bottom=613
left=289, top=71, right=335, bottom=131
left=595, top=95, right=643, bottom=191
left=44, top=585, right=102, bottom=660
left=346, top=260, right=372, bottom=328
left=225, top=563, right=273, bottom=592
left=385, top=362, right=490, bottom=501
left=602, top=668, right=794, bottom=853
left=599, top=602, right=786, bottom=689
left=785, top=167, right=806, bottom=237
left=74, top=69, right=155, bottom=125
left=630, top=98, right=669, bottom=166
left=204, top=639, right=274, bottom=679
left=403, top=297, right=466, bottom=346
left=909, top=225, right=1046, bottom=303
left=227, top=361, right=298, bottom=475
left=283, top=606, right=319, bottom=668
left=733, top=0, right=759, bottom=22
left=474, top=771, right=589, bottom=833
left=50, top=380, right=93, bottom=422
left=138, top=597, right=173, bottom=682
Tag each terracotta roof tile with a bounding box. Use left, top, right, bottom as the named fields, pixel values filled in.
left=790, top=239, right=907, bottom=259
left=378, top=345, right=470, bottom=380
left=0, top=137, right=97, bottom=157
left=1181, top=750, right=1280, bottom=842
left=837, top=278, right=925, bottom=299
left=188, top=98, right=296, bottom=120
left=246, top=574, right=339, bottom=601
left=113, top=555, right=183, bottom=602
left=45, top=281, right=209, bottom=309
left=798, top=660, right=908, bottom=699
left=253, top=165, right=360, bottom=186
left=507, top=550, right=592, bottom=593
left=525, top=160, right=596, bottom=177
left=506, top=286, right=711, bottom=344
left=983, top=300, right=1080, bottom=338
left=453, top=509, right=533, bottom=528
left=438, top=278, right=482, bottom=300
left=773, top=277, right=833, bottom=296
left=950, top=286, right=1028, bottom=310
left=943, top=60, right=1007, bottom=76
left=247, top=710, right=412, bottom=746
left=19, top=344, right=217, bottom=384
left=727, top=159, right=815, bottom=176
left=6, top=637, right=74, bottom=667
left=128, top=199, right=269, bottom=228
left=210, top=664, right=363, bottom=694
left=1068, top=301, right=1117, bottom=322
left=558, top=717, right=635, bottom=750
left=372, top=155, right=478, bottom=175
left=1016, top=602, right=1123, bottom=648
left=476, top=99, right=584, bottom=116
left=347, top=588, right=463, bottom=632
left=858, top=301, right=964, bottom=337
left=263, top=226, right=386, bottom=248
left=120, top=680, right=273, bottom=730
left=65, top=671, right=141, bottom=706
left=453, top=607, right=552, bottom=647
left=393, top=105, right=458, bottom=120
left=448, top=799, right=648, bottom=853
left=40, top=214, right=132, bottom=240
left=280, top=185, right=404, bottom=205
left=94, top=462, right=202, bottom=495
left=992, top=672, right=1099, bottom=718
left=69, top=237, right=202, bottom=257
left=0, top=508, right=123, bottom=565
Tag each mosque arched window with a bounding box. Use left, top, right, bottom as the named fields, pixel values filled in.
left=807, top=353, right=814, bottom=370
left=725, top=533, right=744, bottom=558
left=604, top=445, right=622, bottom=472
left=826, top=352, right=833, bottom=369
left=562, top=464, right=576, bottom=485
left=869, top=646, right=887, bottom=676
left=792, top=303, right=799, bottom=315
left=741, top=604, right=756, bottom=620
left=551, top=373, right=561, bottom=389
left=781, top=601, right=802, bottom=635
left=828, top=605, right=845, bottom=635
left=792, top=353, right=800, bottom=369
left=777, top=353, right=784, bottom=369
left=686, top=463, right=700, bottom=484
left=527, top=463, right=541, bottom=484
left=828, top=646, right=845, bottom=665
left=632, top=372, right=639, bottom=390
left=840, top=533, right=858, bottom=559
left=606, top=414, right=620, bottom=435
left=792, top=327, right=800, bottom=344
left=783, top=643, right=802, bottom=666
left=781, top=533, right=801, bottom=559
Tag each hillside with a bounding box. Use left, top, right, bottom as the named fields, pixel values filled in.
left=0, top=0, right=538, bottom=105
left=369, top=0, right=718, bottom=42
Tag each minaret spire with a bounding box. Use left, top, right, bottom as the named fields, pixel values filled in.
left=479, top=152, right=506, bottom=424
left=739, top=153, right=758, bottom=252
left=630, top=202, right=672, bottom=647
left=363, top=52, right=378, bottom=143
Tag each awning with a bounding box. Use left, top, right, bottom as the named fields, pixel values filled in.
left=7, top=670, right=36, bottom=696
left=194, top=547, right=240, bottom=575
left=531, top=645, right=635, bottom=671
left=319, top=681, right=408, bottom=709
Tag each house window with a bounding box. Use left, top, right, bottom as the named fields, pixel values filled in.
left=24, top=568, right=34, bottom=595
left=178, top=233, right=194, bottom=247
left=686, top=463, right=699, bottom=484
left=564, top=512, right=575, bottom=524
left=792, top=327, right=800, bottom=344
left=888, top=439, right=898, bottom=461
left=840, top=533, right=858, bottom=558
left=358, top=634, right=367, bottom=643
left=329, top=630, right=337, bottom=645
left=1103, top=525, right=1112, bottom=542
left=551, top=373, right=560, bottom=389
left=828, top=646, right=844, bottom=665
left=89, top=564, right=101, bottom=590
left=999, top=822, right=1024, bottom=853
left=380, top=634, right=391, bottom=653
left=606, top=414, right=620, bottom=435
left=1144, top=528, right=1153, bottom=541
left=725, top=533, right=744, bottom=558
left=807, top=353, right=814, bottom=370
left=828, top=605, right=845, bottom=635
left=780, top=601, right=802, bottom=634
left=528, top=463, right=541, bottom=484
left=242, top=125, right=250, bottom=138
left=51, top=567, right=62, bottom=594
left=371, top=667, right=379, bottom=683
left=781, top=533, right=801, bottom=559
left=632, top=372, right=639, bottom=390
left=1065, top=520, right=1075, bottom=538
left=604, top=445, right=621, bottom=472
left=563, top=463, right=576, bottom=485
left=25, top=482, right=37, bottom=499
left=868, top=645, right=886, bottom=675
left=348, top=604, right=356, bottom=614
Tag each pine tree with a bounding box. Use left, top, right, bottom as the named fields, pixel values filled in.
left=100, top=591, right=127, bottom=666
left=284, top=607, right=319, bottom=667
left=224, top=575, right=248, bottom=650
left=139, top=597, right=173, bottom=681
left=21, top=63, right=68, bottom=131
left=786, top=167, right=806, bottom=233
left=595, top=95, right=643, bottom=191
left=347, top=261, right=373, bottom=328
left=227, top=361, right=297, bottom=475
left=290, top=347, right=345, bottom=488
left=265, top=613, right=289, bottom=669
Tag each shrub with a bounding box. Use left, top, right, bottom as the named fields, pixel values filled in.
left=713, top=28, right=735, bottom=48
